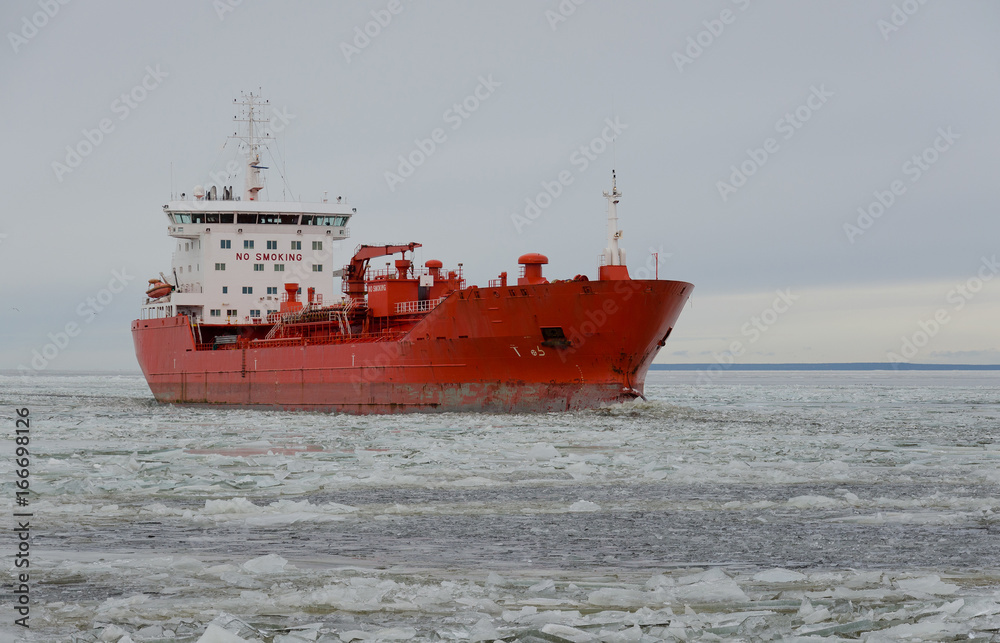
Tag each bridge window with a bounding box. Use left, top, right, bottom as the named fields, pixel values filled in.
left=237, top=213, right=256, bottom=224
left=301, top=216, right=348, bottom=226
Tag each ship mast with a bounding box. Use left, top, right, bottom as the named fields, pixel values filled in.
left=231, top=92, right=271, bottom=201
left=602, top=170, right=625, bottom=266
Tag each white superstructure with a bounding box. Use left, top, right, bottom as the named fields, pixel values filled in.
left=140, top=93, right=353, bottom=324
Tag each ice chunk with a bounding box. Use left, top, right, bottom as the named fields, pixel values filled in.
left=529, top=442, right=560, bottom=460
left=370, top=627, right=416, bottom=639
left=895, top=574, right=958, bottom=597
left=137, top=624, right=164, bottom=639
left=196, top=624, right=250, bottom=643
left=569, top=500, right=600, bottom=512
left=98, top=624, right=127, bottom=641
left=801, top=607, right=831, bottom=624
left=450, top=476, right=499, bottom=487
left=539, top=623, right=595, bottom=642
left=752, top=568, right=807, bottom=583
left=871, top=620, right=957, bottom=640
left=798, top=619, right=874, bottom=637
left=674, top=569, right=749, bottom=603
left=529, top=579, right=556, bottom=593
left=485, top=571, right=507, bottom=587
left=468, top=617, right=500, bottom=641
left=645, top=573, right=673, bottom=589
left=588, top=588, right=647, bottom=607
left=786, top=495, right=840, bottom=509
left=242, top=554, right=288, bottom=574
left=502, top=606, right=537, bottom=622
left=957, top=597, right=1000, bottom=619
left=202, top=497, right=261, bottom=514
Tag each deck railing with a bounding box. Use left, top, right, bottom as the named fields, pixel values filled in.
left=394, top=297, right=446, bottom=315
left=195, top=329, right=405, bottom=352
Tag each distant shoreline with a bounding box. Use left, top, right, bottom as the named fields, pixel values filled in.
left=652, top=363, right=1000, bottom=371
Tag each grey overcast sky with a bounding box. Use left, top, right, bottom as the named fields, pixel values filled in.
left=1, top=0, right=998, bottom=372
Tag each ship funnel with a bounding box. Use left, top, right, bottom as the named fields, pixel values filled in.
left=425, top=259, right=443, bottom=279
left=517, top=253, right=549, bottom=286
left=280, top=282, right=303, bottom=314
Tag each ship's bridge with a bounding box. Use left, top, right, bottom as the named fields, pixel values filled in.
left=144, top=198, right=356, bottom=325
left=164, top=200, right=353, bottom=240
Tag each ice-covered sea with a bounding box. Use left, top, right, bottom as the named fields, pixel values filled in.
left=1, top=370, right=999, bottom=642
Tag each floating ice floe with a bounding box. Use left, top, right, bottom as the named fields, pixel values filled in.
left=752, top=568, right=808, bottom=583
left=895, top=574, right=959, bottom=597
left=528, top=442, right=560, bottom=460
left=241, top=554, right=289, bottom=575
left=568, top=500, right=601, bottom=512
left=196, top=623, right=252, bottom=643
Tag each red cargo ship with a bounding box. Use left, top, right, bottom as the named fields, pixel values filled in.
left=132, top=94, right=692, bottom=412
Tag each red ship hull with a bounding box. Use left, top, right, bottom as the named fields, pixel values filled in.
left=132, top=279, right=692, bottom=413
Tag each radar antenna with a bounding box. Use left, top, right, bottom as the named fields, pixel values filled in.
left=231, top=91, right=273, bottom=201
